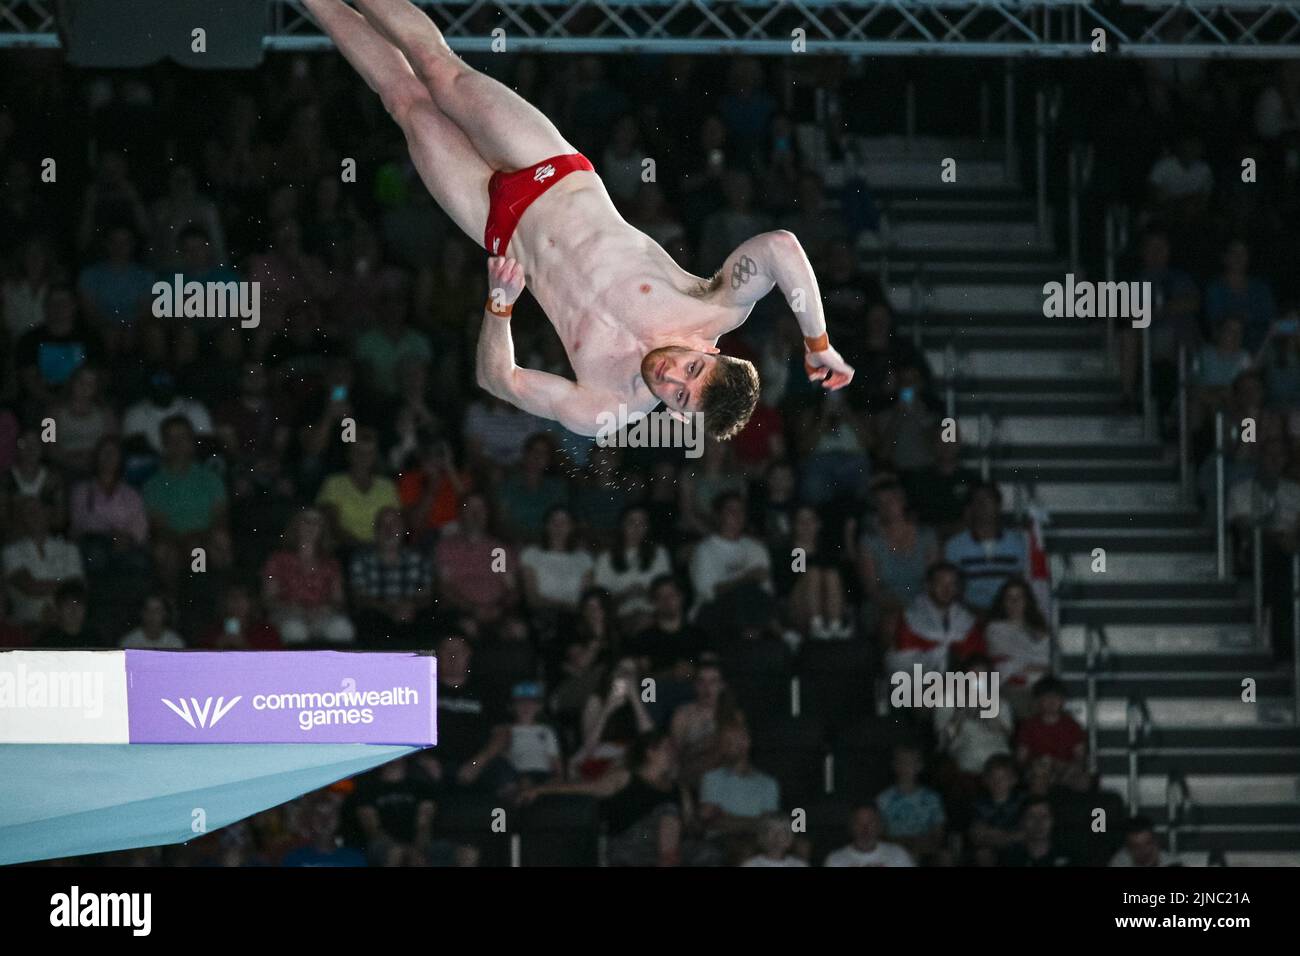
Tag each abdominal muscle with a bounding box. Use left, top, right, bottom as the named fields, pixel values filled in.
left=511, top=174, right=703, bottom=399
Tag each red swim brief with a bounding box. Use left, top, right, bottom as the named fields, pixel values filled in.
left=483, top=152, right=594, bottom=257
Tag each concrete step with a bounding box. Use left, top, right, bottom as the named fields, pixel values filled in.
left=1070, top=698, right=1294, bottom=730
left=1059, top=624, right=1257, bottom=656
left=1063, top=672, right=1290, bottom=698
left=895, top=281, right=1046, bottom=313
left=1059, top=595, right=1253, bottom=626
left=1099, top=773, right=1300, bottom=807
left=858, top=158, right=1016, bottom=191
left=919, top=327, right=1103, bottom=349
left=962, top=397, right=1133, bottom=418
left=959, top=415, right=1148, bottom=448
left=1096, top=747, right=1300, bottom=775
left=1003, top=480, right=1186, bottom=512
left=1046, top=527, right=1213, bottom=553
left=935, top=350, right=1111, bottom=381
left=1060, top=551, right=1220, bottom=583
left=1094, top=727, right=1300, bottom=750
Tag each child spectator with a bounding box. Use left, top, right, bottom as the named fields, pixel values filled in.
left=506, top=681, right=562, bottom=787
left=875, top=743, right=947, bottom=864
left=1015, top=677, right=1088, bottom=780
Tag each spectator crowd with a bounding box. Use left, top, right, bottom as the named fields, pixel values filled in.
left=6, top=47, right=1292, bottom=868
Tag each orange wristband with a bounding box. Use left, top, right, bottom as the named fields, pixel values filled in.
left=486, top=297, right=513, bottom=318
left=804, top=332, right=829, bottom=353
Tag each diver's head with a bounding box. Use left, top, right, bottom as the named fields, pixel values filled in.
left=640, top=344, right=758, bottom=441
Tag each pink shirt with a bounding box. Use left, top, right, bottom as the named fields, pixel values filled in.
left=434, top=534, right=515, bottom=609
left=263, top=550, right=343, bottom=609
left=69, top=480, right=148, bottom=545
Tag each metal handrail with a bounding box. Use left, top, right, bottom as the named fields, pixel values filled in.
left=1293, top=553, right=1300, bottom=727
left=1215, top=410, right=1228, bottom=579
left=1178, top=343, right=1191, bottom=500
left=1125, top=694, right=1151, bottom=816
left=1165, top=770, right=1190, bottom=858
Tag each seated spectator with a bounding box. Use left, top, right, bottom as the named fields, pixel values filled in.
left=262, top=508, right=355, bottom=646
left=849, top=300, right=929, bottom=414
left=824, top=805, right=915, bottom=867
left=315, top=426, right=400, bottom=547
left=1110, top=815, right=1181, bottom=867
left=196, top=582, right=282, bottom=650
left=421, top=634, right=513, bottom=797
left=49, top=365, right=118, bottom=477
left=3, top=426, right=68, bottom=532
left=34, top=580, right=99, bottom=648
left=434, top=491, right=519, bottom=624
left=15, top=282, right=102, bottom=412
left=985, top=577, right=1053, bottom=715
left=69, top=436, right=150, bottom=577
left=773, top=503, right=851, bottom=640
left=1147, top=133, right=1213, bottom=222
left=934, top=656, right=1014, bottom=792
left=573, top=656, right=656, bottom=779
left=1015, top=677, right=1087, bottom=782
left=968, top=754, right=1026, bottom=866
left=349, top=506, right=434, bottom=649
left=547, top=588, right=619, bottom=741
left=352, top=294, right=432, bottom=400
left=1260, top=309, right=1300, bottom=410
left=901, top=432, right=980, bottom=539
left=3, top=495, right=84, bottom=628
left=796, top=390, right=870, bottom=507
left=395, top=437, right=470, bottom=544
left=699, top=721, right=780, bottom=857
left=1206, top=239, right=1277, bottom=351
left=749, top=459, right=799, bottom=545
left=698, top=170, right=771, bottom=276
left=165, top=222, right=237, bottom=289
left=875, top=743, right=947, bottom=864
left=592, top=505, right=672, bottom=631
left=3, top=236, right=54, bottom=341
left=213, top=360, right=290, bottom=498
left=350, top=757, right=443, bottom=867
left=142, top=415, right=228, bottom=585
left=122, top=369, right=213, bottom=455
left=626, top=182, right=686, bottom=254
left=1118, top=228, right=1202, bottom=412
left=689, top=492, right=773, bottom=633
left=524, top=730, right=721, bottom=867
left=889, top=562, right=985, bottom=674
left=119, top=593, right=185, bottom=649
left=520, top=505, right=594, bottom=615
left=628, top=575, right=709, bottom=679
left=505, top=681, right=562, bottom=787
left=998, top=798, right=1074, bottom=867
left=943, top=482, right=1028, bottom=614
left=149, top=165, right=228, bottom=271
left=1192, top=316, right=1253, bottom=431
left=680, top=441, right=747, bottom=537
left=281, top=793, right=367, bottom=868
left=669, top=655, right=739, bottom=788
left=874, top=364, right=941, bottom=473
left=76, top=225, right=153, bottom=331
left=462, top=394, right=547, bottom=475
left=859, top=481, right=939, bottom=628
left=741, top=813, right=808, bottom=867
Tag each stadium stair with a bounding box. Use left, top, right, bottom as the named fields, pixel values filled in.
left=862, top=134, right=1300, bottom=866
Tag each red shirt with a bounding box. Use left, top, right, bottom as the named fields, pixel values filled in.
left=262, top=550, right=343, bottom=609
left=397, top=469, right=470, bottom=531
left=1016, top=713, right=1087, bottom=763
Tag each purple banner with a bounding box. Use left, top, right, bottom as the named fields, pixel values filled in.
left=124, top=650, right=436, bottom=745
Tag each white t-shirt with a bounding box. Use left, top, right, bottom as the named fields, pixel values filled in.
left=934, top=705, right=1015, bottom=775
left=122, top=398, right=213, bottom=453
left=593, top=546, right=672, bottom=618
left=2, top=536, right=84, bottom=625
left=119, top=628, right=186, bottom=650
left=520, top=546, right=594, bottom=609
left=985, top=621, right=1051, bottom=685
left=690, top=534, right=772, bottom=606
left=742, top=855, right=808, bottom=868
left=509, top=723, right=561, bottom=774
left=1227, top=479, right=1300, bottom=533
left=824, top=842, right=915, bottom=867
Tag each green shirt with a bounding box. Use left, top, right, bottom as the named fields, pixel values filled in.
left=316, top=472, right=400, bottom=544
left=143, top=463, right=226, bottom=534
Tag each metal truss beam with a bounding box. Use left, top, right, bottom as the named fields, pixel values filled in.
left=3, top=1, right=1300, bottom=58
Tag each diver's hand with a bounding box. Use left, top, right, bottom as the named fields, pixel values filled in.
left=805, top=343, right=855, bottom=390
left=486, top=256, right=525, bottom=314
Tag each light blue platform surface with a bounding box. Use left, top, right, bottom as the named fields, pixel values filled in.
left=0, top=743, right=418, bottom=865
